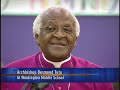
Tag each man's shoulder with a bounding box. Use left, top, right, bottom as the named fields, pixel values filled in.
left=71, top=55, right=103, bottom=68
left=4, top=53, right=40, bottom=68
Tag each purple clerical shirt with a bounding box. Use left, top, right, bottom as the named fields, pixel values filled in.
left=2, top=52, right=114, bottom=90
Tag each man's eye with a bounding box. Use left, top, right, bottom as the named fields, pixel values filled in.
left=63, top=27, right=72, bottom=33
left=47, top=26, right=56, bottom=32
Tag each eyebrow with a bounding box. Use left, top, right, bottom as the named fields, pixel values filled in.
left=42, top=17, right=75, bottom=29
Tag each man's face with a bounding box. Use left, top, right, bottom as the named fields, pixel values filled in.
left=36, top=13, right=77, bottom=62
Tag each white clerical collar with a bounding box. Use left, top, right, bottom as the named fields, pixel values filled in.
left=42, top=53, right=71, bottom=68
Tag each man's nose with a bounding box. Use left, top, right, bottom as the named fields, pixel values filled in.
left=53, top=29, right=66, bottom=39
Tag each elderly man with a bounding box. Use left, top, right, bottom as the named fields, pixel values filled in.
left=2, top=6, right=113, bottom=90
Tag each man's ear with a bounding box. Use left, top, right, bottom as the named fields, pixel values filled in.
left=35, top=34, right=39, bottom=44
left=74, top=37, right=78, bottom=47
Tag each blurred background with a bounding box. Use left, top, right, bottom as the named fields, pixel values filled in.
left=1, top=0, right=119, bottom=67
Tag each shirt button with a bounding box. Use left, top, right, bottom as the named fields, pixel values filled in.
left=58, top=87, right=62, bottom=90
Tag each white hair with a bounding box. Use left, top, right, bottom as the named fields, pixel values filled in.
left=33, top=6, right=80, bottom=37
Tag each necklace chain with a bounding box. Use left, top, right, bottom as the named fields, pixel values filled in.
left=38, top=54, right=73, bottom=90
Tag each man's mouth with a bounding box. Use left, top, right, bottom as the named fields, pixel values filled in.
left=50, top=42, right=66, bottom=47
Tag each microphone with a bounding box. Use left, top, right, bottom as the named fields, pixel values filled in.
left=21, top=82, right=52, bottom=90
left=31, top=82, right=52, bottom=90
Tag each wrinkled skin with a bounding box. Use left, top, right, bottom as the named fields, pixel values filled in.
left=35, top=8, right=77, bottom=62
